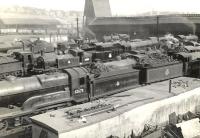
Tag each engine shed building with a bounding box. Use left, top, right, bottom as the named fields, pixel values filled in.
left=84, top=0, right=200, bottom=41
left=0, top=16, right=63, bottom=35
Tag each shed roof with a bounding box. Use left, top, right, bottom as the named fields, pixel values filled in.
left=89, top=14, right=200, bottom=26
left=0, top=17, right=61, bottom=26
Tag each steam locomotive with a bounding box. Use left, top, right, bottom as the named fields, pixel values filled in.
left=0, top=64, right=141, bottom=134
left=0, top=46, right=92, bottom=79
left=0, top=39, right=55, bottom=78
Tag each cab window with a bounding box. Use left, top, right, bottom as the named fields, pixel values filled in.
left=80, top=77, right=85, bottom=85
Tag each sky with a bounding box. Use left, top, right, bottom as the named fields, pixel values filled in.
left=1, top=0, right=200, bottom=15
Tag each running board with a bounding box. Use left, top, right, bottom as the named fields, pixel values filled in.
left=22, top=90, right=71, bottom=111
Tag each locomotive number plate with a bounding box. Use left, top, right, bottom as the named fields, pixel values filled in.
left=74, top=89, right=84, bottom=94
left=84, top=58, right=90, bottom=61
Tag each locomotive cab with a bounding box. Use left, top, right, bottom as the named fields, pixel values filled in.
left=173, top=52, right=192, bottom=62
left=112, top=43, right=124, bottom=56
left=81, top=52, right=92, bottom=65
left=69, top=49, right=92, bottom=65
left=96, top=42, right=122, bottom=59
left=57, top=41, right=73, bottom=54
left=132, top=54, right=148, bottom=66
left=69, top=49, right=82, bottom=59
left=120, top=42, right=131, bottom=52
left=63, top=67, right=89, bottom=103
left=13, top=51, right=34, bottom=75
left=174, top=52, right=194, bottom=76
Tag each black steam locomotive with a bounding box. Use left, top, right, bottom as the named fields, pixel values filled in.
left=0, top=65, right=140, bottom=133
left=0, top=48, right=92, bottom=79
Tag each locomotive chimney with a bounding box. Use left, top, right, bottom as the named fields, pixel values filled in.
left=40, top=50, right=44, bottom=56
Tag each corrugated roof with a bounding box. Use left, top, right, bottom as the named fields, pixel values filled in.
left=89, top=17, right=156, bottom=25
left=89, top=14, right=200, bottom=26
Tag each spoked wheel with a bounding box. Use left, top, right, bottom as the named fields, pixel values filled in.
left=0, top=120, right=8, bottom=132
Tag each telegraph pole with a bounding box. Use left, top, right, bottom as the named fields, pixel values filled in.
left=76, top=17, right=79, bottom=38
left=157, top=16, right=159, bottom=41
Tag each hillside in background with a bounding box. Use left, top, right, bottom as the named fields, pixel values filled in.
left=0, top=5, right=83, bottom=27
